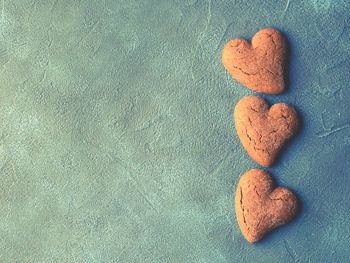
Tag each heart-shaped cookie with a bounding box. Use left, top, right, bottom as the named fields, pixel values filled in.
left=222, top=28, right=287, bottom=94
left=234, top=95, right=299, bottom=167
left=235, top=169, right=299, bottom=243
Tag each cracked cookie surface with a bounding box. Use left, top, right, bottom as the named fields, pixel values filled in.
left=234, top=95, right=299, bottom=167
left=235, top=169, right=299, bottom=243
left=222, top=28, right=287, bottom=94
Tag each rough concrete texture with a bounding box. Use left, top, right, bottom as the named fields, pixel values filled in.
left=0, top=0, right=349, bottom=262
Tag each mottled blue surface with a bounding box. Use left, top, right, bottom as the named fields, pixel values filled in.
left=0, top=0, right=349, bottom=262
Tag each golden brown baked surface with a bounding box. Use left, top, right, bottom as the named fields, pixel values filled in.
left=234, top=95, right=299, bottom=167
left=235, top=169, right=299, bottom=243
left=222, top=28, right=287, bottom=94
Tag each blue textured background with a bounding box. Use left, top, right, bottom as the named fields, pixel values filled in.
left=0, top=0, right=349, bottom=262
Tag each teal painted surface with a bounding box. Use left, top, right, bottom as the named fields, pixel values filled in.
left=0, top=0, right=349, bottom=262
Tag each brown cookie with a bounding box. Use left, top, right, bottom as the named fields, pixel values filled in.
left=234, top=95, right=299, bottom=167
left=235, top=169, right=299, bottom=243
left=222, top=28, right=287, bottom=94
